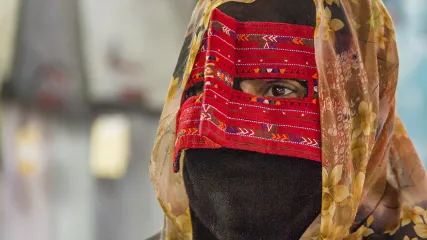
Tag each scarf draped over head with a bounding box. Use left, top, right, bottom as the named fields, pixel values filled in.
left=150, top=0, right=427, bottom=239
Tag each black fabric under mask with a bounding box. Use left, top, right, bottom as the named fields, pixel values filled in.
left=183, top=148, right=322, bottom=240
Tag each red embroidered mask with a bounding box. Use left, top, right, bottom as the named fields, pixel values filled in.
left=174, top=9, right=321, bottom=172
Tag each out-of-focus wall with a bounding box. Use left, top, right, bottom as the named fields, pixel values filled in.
left=79, top=0, right=195, bottom=109
left=94, top=113, right=162, bottom=240
left=1, top=0, right=196, bottom=240
left=385, top=0, right=427, bottom=164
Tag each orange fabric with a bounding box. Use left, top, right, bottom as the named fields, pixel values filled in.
left=150, top=1, right=427, bottom=239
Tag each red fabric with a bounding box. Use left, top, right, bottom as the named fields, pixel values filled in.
left=174, top=9, right=321, bottom=172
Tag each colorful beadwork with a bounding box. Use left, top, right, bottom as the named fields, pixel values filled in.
left=174, top=9, right=321, bottom=172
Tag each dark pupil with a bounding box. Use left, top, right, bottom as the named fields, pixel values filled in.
left=272, top=86, right=286, bottom=96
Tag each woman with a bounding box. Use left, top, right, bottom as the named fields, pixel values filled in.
left=150, top=0, right=427, bottom=239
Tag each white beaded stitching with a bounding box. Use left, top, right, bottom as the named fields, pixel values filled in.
left=203, top=35, right=235, bottom=49
left=240, top=33, right=312, bottom=41
left=205, top=88, right=318, bottom=115
left=207, top=104, right=320, bottom=132
left=204, top=120, right=321, bottom=148
left=237, top=47, right=314, bottom=55
left=236, top=62, right=316, bottom=69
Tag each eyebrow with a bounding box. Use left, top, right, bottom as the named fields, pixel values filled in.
left=264, top=79, right=282, bottom=82
left=234, top=78, right=308, bottom=86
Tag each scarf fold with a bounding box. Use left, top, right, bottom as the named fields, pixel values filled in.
left=150, top=1, right=427, bottom=239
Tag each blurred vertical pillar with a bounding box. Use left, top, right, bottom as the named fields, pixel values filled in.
left=93, top=113, right=163, bottom=240
left=6, top=0, right=95, bottom=239
left=1, top=104, right=51, bottom=240
left=1, top=105, right=95, bottom=240
left=49, top=116, right=95, bottom=240
left=0, top=0, right=21, bottom=232
left=10, top=0, right=87, bottom=113
left=77, top=0, right=195, bottom=238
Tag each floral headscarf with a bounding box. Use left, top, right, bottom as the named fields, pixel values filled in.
left=150, top=0, right=427, bottom=239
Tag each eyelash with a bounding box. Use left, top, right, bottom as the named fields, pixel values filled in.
left=263, top=83, right=295, bottom=96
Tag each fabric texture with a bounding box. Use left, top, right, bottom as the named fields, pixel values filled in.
left=174, top=9, right=321, bottom=173
left=184, top=148, right=321, bottom=240
left=150, top=0, right=427, bottom=239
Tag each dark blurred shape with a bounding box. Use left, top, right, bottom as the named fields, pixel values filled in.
left=7, top=0, right=87, bottom=115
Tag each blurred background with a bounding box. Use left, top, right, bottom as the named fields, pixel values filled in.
left=0, top=0, right=425, bottom=239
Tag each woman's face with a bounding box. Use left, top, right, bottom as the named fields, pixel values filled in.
left=187, top=79, right=307, bottom=99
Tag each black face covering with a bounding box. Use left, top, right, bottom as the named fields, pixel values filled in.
left=183, top=149, right=321, bottom=240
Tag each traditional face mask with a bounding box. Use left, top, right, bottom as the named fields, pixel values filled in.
left=174, top=9, right=321, bottom=172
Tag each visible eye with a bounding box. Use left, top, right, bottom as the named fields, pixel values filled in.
left=265, top=85, right=296, bottom=97
left=238, top=79, right=307, bottom=99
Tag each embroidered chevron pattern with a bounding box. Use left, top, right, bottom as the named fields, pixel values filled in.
left=262, top=35, right=278, bottom=42
left=235, top=34, right=311, bottom=47
left=238, top=128, right=255, bottom=136
left=201, top=112, right=212, bottom=120
left=222, top=26, right=232, bottom=36
left=272, top=134, right=289, bottom=141
left=301, top=137, right=319, bottom=146
left=237, top=34, right=249, bottom=41
left=202, top=104, right=211, bottom=112
left=219, top=121, right=226, bottom=131
left=183, top=128, right=198, bottom=134
left=292, top=38, right=304, bottom=45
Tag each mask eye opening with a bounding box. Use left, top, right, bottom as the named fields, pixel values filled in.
left=233, top=78, right=309, bottom=98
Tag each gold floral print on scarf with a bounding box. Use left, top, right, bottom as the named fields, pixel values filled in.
left=150, top=0, right=427, bottom=239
